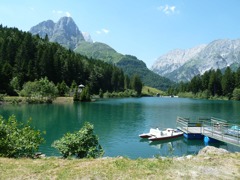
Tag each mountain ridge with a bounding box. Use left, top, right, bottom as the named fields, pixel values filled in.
left=152, top=39, right=240, bottom=82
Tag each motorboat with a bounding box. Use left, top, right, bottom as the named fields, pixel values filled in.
left=148, top=128, right=183, bottom=141
left=139, top=128, right=161, bottom=138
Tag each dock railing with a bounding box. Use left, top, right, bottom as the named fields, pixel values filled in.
left=202, top=117, right=240, bottom=146
left=176, top=116, right=209, bottom=134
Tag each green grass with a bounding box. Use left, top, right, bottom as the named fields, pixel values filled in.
left=142, top=86, right=166, bottom=96
left=1, top=152, right=239, bottom=179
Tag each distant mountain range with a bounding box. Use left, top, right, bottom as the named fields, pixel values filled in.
left=151, top=39, right=240, bottom=82
left=29, top=16, right=173, bottom=90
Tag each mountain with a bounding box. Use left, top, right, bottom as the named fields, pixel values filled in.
left=75, top=42, right=173, bottom=89
left=116, top=55, right=173, bottom=90
left=30, top=17, right=174, bottom=90
left=151, top=39, right=240, bottom=82
left=30, top=17, right=85, bottom=49
left=74, top=41, right=122, bottom=63
left=151, top=45, right=206, bottom=76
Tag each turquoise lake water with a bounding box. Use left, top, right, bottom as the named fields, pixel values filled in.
left=1, top=97, right=240, bottom=158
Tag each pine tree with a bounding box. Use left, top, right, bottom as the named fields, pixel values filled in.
left=222, top=67, right=235, bottom=97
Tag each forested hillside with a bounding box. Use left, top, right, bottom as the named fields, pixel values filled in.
left=0, top=25, right=136, bottom=95
left=75, top=43, right=174, bottom=90
left=169, top=67, right=240, bottom=100
left=116, top=55, right=173, bottom=90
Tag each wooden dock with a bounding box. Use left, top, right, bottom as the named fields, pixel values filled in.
left=176, top=116, right=240, bottom=147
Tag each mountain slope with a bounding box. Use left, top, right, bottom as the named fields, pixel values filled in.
left=116, top=55, right=173, bottom=90
left=74, top=42, right=123, bottom=63
left=75, top=43, right=174, bottom=89
left=151, top=45, right=206, bottom=76
left=152, top=39, right=240, bottom=82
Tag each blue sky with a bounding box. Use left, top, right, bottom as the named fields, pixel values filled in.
left=1, top=0, right=240, bottom=68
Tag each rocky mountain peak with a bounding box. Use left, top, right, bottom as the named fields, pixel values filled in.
left=29, top=16, right=85, bottom=49
left=152, top=39, right=240, bottom=82
left=29, top=20, right=55, bottom=38
left=151, top=44, right=206, bottom=76
left=54, top=17, right=83, bottom=38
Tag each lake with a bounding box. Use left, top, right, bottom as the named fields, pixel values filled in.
left=1, top=97, right=240, bottom=158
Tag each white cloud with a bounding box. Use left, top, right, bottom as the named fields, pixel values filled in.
left=157, top=5, right=177, bottom=15
left=96, top=28, right=110, bottom=35
left=66, top=12, right=71, bottom=17
left=102, top=28, right=109, bottom=34
left=52, top=10, right=71, bottom=17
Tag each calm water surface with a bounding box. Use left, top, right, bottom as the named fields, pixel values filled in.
left=1, top=97, right=240, bottom=158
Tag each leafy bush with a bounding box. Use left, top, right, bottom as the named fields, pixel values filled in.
left=0, top=94, right=6, bottom=101
left=52, top=122, right=104, bottom=158
left=20, top=77, right=58, bottom=103
left=0, top=115, right=44, bottom=158
left=232, top=88, right=240, bottom=100
left=79, top=86, right=91, bottom=102
left=103, top=89, right=137, bottom=98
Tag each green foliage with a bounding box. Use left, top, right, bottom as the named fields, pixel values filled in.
left=10, top=77, right=21, bottom=94
left=79, top=86, right=91, bottom=102
left=221, top=67, right=235, bottom=98
left=76, top=42, right=175, bottom=90
left=99, top=89, right=103, bottom=98
left=0, top=94, right=6, bottom=101
left=20, top=77, right=58, bottom=103
left=52, top=122, right=104, bottom=158
left=117, top=55, right=174, bottom=90
left=74, top=42, right=123, bottom=64
left=0, top=26, right=132, bottom=96
left=57, top=81, right=69, bottom=96
left=232, top=88, right=240, bottom=100
left=131, top=74, right=143, bottom=96
left=103, top=89, right=137, bottom=98
left=173, top=67, right=240, bottom=100
left=0, top=115, right=44, bottom=158
left=141, top=86, right=166, bottom=96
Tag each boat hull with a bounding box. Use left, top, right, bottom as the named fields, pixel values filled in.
left=139, top=128, right=161, bottom=138
left=148, top=133, right=183, bottom=141
left=139, top=134, right=152, bottom=138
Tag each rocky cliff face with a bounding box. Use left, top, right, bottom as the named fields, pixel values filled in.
left=30, top=17, right=85, bottom=49
left=151, top=44, right=206, bottom=76
left=152, top=39, right=240, bottom=82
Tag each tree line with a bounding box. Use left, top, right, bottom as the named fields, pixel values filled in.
left=168, top=67, right=240, bottom=100
left=0, top=25, right=142, bottom=97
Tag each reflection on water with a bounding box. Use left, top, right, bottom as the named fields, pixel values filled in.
left=0, top=97, right=240, bottom=158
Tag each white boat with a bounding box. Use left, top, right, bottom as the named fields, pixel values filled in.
left=148, top=128, right=183, bottom=141
left=139, top=128, right=161, bottom=138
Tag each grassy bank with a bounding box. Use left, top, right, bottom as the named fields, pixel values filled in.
left=1, top=87, right=164, bottom=105
left=1, top=96, right=73, bottom=104
left=142, top=86, right=166, bottom=96
left=0, top=151, right=239, bottom=179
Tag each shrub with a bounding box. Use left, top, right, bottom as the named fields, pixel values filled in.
left=20, top=77, right=58, bottom=103
left=0, top=115, right=44, bottom=158
left=52, top=122, right=104, bottom=158
left=232, top=88, right=240, bottom=100
left=0, top=94, right=6, bottom=101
